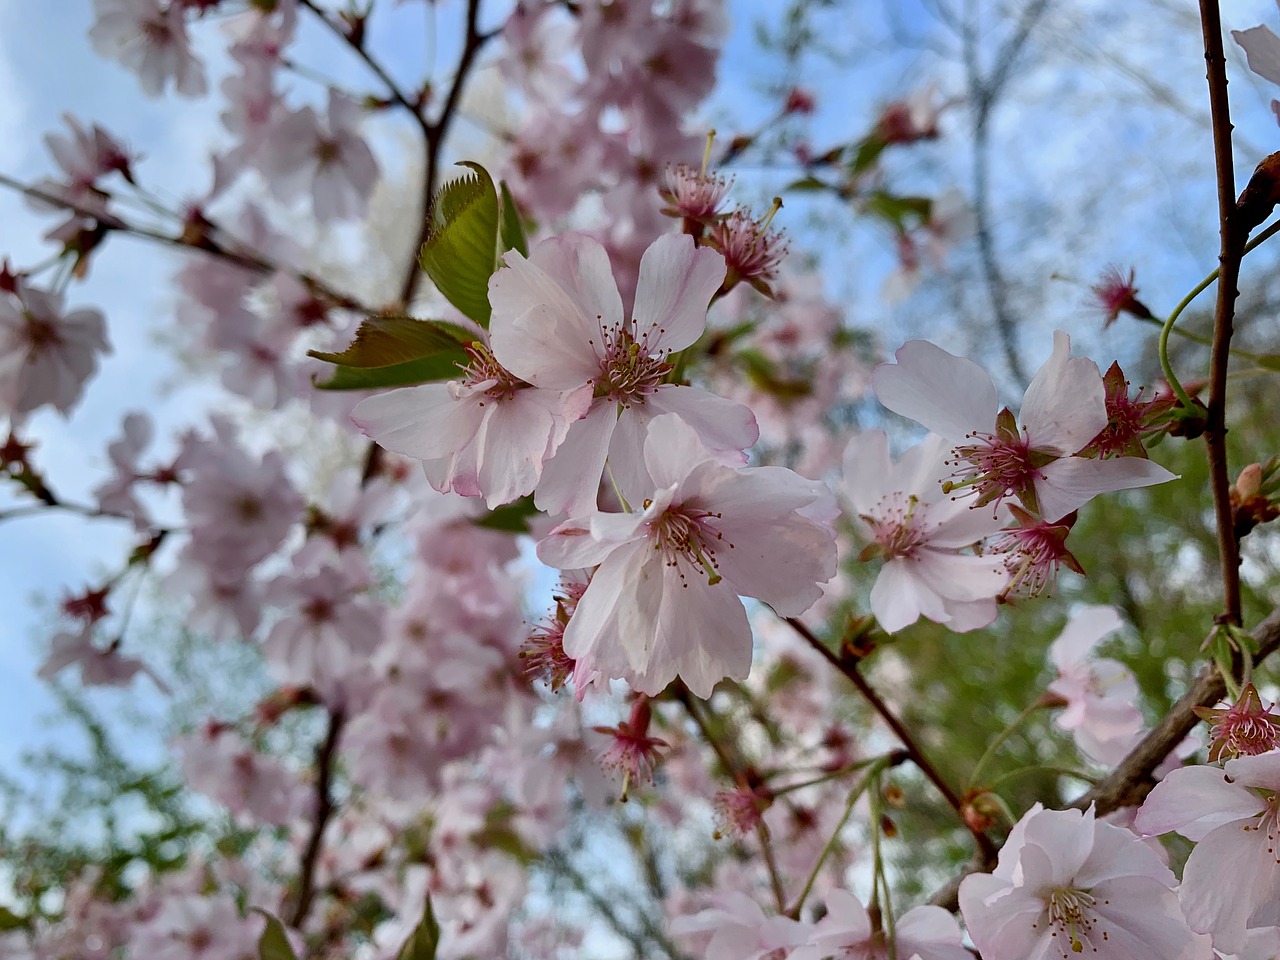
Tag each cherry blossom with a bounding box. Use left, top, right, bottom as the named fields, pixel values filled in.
left=488, top=231, right=757, bottom=517
left=671, top=892, right=809, bottom=960
left=538, top=414, right=837, bottom=697
left=1194, top=683, right=1280, bottom=762
left=791, top=889, right=970, bottom=960
left=1136, top=751, right=1280, bottom=954
left=0, top=282, right=109, bottom=418
left=89, top=0, right=207, bottom=98
left=353, top=339, right=593, bottom=508
left=842, top=430, right=1007, bottom=633
left=259, top=90, right=379, bottom=223
left=872, top=331, right=1177, bottom=521
left=960, top=804, right=1210, bottom=960
left=1045, top=604, right=1144, bottom=766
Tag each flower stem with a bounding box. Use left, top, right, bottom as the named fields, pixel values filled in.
left=966, top=696, right=1047, bottom=789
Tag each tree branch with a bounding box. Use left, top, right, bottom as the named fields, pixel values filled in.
left=785, top=617, right=997, bottom=867
left=288, top=708, right=346, bottom=928
left=929, top=606, right=1280, bottom=912
left=1198, top=0, right=1246, bottom=627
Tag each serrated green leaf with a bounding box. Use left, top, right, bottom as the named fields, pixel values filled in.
left=419, top=161, right=500, bottom=327
left=498, top=180, right=529, bottom=258
left=252, top=909, right=298, bottom=960
left=471, top=495, right=537, bottom=533
left=308, top=316, right=474, bottom=368
left=396, top=894, right=441, bottom=960
left=312, top=352, right=467, bottom=390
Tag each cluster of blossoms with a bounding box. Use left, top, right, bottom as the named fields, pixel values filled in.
left=8, top=1, right=1280, bottom=959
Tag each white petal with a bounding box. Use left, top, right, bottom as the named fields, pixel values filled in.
left=1035, top=456, right=1177, bottom=523
left=842, top=429, right=894, bottom=513
left=537, top=517, right=627, bottom=569
left=1048, top=605, right=1125, bottom=669
left=1089, top=876, right=1211, bottom=960
left=1179, top=818, right=1280, bottom=955
left=1075, top=819, right=1175, bottom=888
left=633, top=234, right=726, bottom=352
left=1135, top=764, right=1266, bottom=841
left=870, top=559, right=943, bottom=632
left=1018, top=330, right=1107, bottom=456
left=352, top=384, right=481, bottom=461
left=958, top=873, right=1047, bottom=960
left=1223, top=750, right=1280, bottom=792
left=911, top=549, right=1008, bottom=603
left=872, top=339, right=996, bottom=439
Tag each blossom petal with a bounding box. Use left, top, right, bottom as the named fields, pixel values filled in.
left=646, top=384, right=759, bottom=455
left=1089, top=876, right=1211, bottom=960
left=1048, top=604, right=1124, bottom=669
left=1234, top=25, right=1280, bottom=85
left=535, top=401, right=617, bottom=518
left=1018, top=330, right=1106, bottom=456
left=870, top=559, right=945, bottom=633
left=1222, top=750, right=1280, bottom=792
left=872, top=339, right=996, bottom=439
left=352, top=383, right=481, bottom=461
left=958, top=873, right=1047, bottom=960
left=633, top=233, right=726, bottom=352
left=1179, top=817, right=1280, bottom=955
left=1135, top=764, right=1266, bottom=841
left=1035, top=455, right=1177, bottom=523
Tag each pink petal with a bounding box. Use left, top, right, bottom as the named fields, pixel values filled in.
left=1089, top=876, right=1211, bottom=960
left=841, top=430, right=894, bottom=512
left=646, top=384, right=759, bottom=454
left=1048, top=604, right=1124, bottom=669
left=872, top=339, right=996, bottom=439
left=1035, top=455, right=1177, bottom=523
left=352, top=383, right=481, bottom=461
left=1018, top=330, right=1106, bottom=456
left=1223, top=750, right=1280, bottom=792
left=1075, top=819, right=1175, bottom=888
left=958, top=873, right=1047, bottom=960
left=1134, top=764, right=1265, bottom=841
left=633, top=234, right=726, bottom=353
left=535, top=400, right=617, bottom=518
left=911, top=549, right=1008, bottom=603
left=1179, top=817, right=1280, bottom=955
left=642, top=411, right=717, bottom=490
left=870, top=559, right=945, bottom=632
left=1234, top=25, right=1280, bottom=85
left=475, top=389, right=572, bottom=507
left=895, top=905, right=970, bottom=960
left=537, top=518, right=626, bottom=569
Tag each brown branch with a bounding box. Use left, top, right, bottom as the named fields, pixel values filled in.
left=288, top=708, right=346, bottom=928
left=785, top=617, right=997, bottom=867
left=672, top=685, right=788, bottom=914
left=398, top=0, right=494, bottom=308
left=298, top=0, right=429, bottom=129
left=1198, top=0, right=1246, bottom=628
left=929, top=606, right=1280, bottom=912
left=0, top=173, right=370, bottom=313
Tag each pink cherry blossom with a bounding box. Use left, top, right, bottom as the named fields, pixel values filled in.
left=1135, top=751, right=1280, bottom=954
left=872, top=330, right=1176, bottom=521
left=960, top=803, right=1210, bottom=960
left=1046, top=605, right=1144, bottom=766
left=89, top=0, right=207, bottom=98
left=259, top=90, right=379, bottom=223
left=537, top=414, right=836, bottom=698
left=353, top=341, right=593, bottom=508
left=671, top=892, right=809, bottom=960
left=173, top=724, right=303, bottom=825
left=0, top=283, right=109, bottom=418
left=791, top=889, right=970, bottom=960
left=489, top=231, right=756, bottom=517
left=841, top=430, right=1007, bottom=633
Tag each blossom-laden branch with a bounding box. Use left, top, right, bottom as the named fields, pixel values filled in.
left=929, top=604, right=1280, bottom=913
left=785, top=617, right=999, bottom=868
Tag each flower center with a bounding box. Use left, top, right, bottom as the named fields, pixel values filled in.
left=593, top=320, right=671, bottom=406
left=460, top=342, right=524, bottom=402
left=1037, top=886, right=1108, bottom=956
left=648, top=503, right=730, bottom=586
left=1244, top=793, right=1280, bottom=861
left=863, top=492, right=927, bottom=560
left=945, top=428, right=1045, bottom=511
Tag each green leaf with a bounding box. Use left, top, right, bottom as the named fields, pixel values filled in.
left=498, top=180, right=529, bottom=258
left=252, top=910, right=298, bottom=960
left=0, top=907, right=27, bottom=932
left=396, top=894, right=441, bottom=960
left=862, top=191, right=932, bottom=229
left=308, top=315, right=474, bottom=368
left=848, top=135, right=888, bottom=175
left=312, top=352, right=467, bottom=390
left=419, top=161, right=500, bottom=327
left=471, top=495, right=538, bottom=533
left=783, top=175, right=833, bottom=193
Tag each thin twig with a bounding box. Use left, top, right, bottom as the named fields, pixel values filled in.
left=298, top=0, right=429, bottom=128
left=785, top=617, right=997, bottom=866
left=1198, top=0, right=1246, bottom=627
left=288, top=708, right=346, bottom=928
